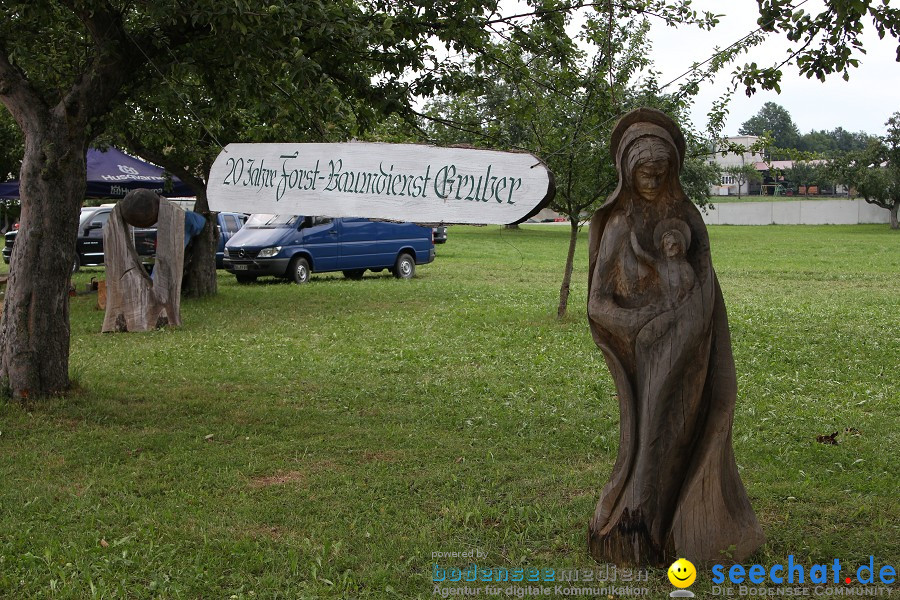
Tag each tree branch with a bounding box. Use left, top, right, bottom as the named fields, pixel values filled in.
left=0, top=42, right=48, bottom=130
left=55, top=1, right=143, bottom=127
left=481, top=1, right=690, bottom=26
left=860, top=195, right=893, bottom=211
left=125, top=134, right=207, bottom=199
left=57, top=0, right=209, bottom=129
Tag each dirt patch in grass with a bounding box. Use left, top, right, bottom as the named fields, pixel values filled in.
left=54, top=417, right=82, bottom=430
left=359, top=450, right=403, bottom=463
left=249, top=459, right=341, bottom=487
left=243, top=525, right=283, bottom=539
left=560, top=488, right=596, bottom=502
left=249, top=470, right=306, bottom=488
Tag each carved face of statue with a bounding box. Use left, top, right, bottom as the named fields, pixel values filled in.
left=633, top=160, right=670, bottom=203
left=661, top=230, right=686, bottom=259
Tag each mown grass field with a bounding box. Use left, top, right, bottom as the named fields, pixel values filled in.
left=0, top=224, right=897, bottom=598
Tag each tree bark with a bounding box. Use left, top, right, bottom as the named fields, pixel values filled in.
left=556, top=218, right=579, bottom=319
left=0, top=128, right=86, bottom=398
left=182, top=188, right=218, bottom=298
left=891, top=202, right=898, bottom=230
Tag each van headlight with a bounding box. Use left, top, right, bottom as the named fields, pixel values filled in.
left=223, top=247, right=231, bottom=258
left=257, top=246, right=282, bottom=258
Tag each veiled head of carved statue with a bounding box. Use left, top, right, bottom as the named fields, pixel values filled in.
left=606, top=108, right=688, bottom=210
left=627, top=137, right=675, bottom=203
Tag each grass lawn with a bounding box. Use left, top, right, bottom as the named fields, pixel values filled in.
left=0, top=224, right=897, bottom=598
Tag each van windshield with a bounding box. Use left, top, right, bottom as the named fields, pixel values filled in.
left=245, top=214, right=299, bottom=229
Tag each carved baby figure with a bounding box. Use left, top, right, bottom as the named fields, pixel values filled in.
left=629, top=218, right=696, bottom=306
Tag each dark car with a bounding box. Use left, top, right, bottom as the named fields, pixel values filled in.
left=433, top=226, right=448, bottom=244
left=2, top=205, right=151, bottom=271
left=3, top=205, right=246, bottom=271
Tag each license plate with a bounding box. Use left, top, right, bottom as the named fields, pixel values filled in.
left=234, top=264, right=248, bottom=271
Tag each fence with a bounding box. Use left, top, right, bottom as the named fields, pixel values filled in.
left=701, top=198, right=890, bottom=225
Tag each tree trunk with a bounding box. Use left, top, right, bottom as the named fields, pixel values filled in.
left=102, top=198, right=185, bottom=331
left=0, top=128, right=86, bottom=399
left=891, top=203, right=899, bottom=230
left=181, top=188, right=218, bottom=297
left=556, top=218, right=579, bottom=319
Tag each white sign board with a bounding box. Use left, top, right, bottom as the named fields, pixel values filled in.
left=207, top=143, right=554, bottom=224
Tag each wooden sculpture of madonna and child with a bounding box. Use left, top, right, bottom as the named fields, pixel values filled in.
left=586, top=108, right=765, bottom=566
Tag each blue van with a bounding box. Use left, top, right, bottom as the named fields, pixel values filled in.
left=223, top=215, right=435, bottom=284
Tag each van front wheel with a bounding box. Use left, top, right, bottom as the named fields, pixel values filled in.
left=289, top=256, right=310, bottom=284
left=393, top=253, right=415, bottom=279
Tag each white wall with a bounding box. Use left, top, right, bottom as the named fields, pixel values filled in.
left=701, top=199, right=890, bottom=225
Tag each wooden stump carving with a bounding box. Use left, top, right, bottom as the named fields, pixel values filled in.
left=586, top=108, right=764, bottom=566
left=102, top=191, right=184, bottom=332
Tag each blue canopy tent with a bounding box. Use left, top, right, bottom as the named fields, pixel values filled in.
left=0, top=147, right=194, bottom=199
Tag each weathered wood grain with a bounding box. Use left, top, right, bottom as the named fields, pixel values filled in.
left=101, top=194, right=184, bottom=332
left=207, top=142, right=554, bottom=225
left=586, top=108, right=764, bottom=566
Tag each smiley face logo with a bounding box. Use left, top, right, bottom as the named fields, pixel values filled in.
left=668, top=558, right=696, bottom=588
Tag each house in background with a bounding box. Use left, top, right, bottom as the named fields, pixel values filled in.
left=751, top=158, right=849, bottom=196
left=709, top=135, right=764, bottom=197
left=709, top=136, right=854, bottom=197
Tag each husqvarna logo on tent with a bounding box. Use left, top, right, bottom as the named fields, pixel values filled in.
left=117, top=164, right=139, bottom=175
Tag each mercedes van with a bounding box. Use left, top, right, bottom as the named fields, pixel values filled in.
left=223, top=215, right=435, bottom=284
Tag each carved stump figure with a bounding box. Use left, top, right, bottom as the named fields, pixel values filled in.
left=102, top=189, right=184, bottom=332
left=587, top=109, right=764, bottom=566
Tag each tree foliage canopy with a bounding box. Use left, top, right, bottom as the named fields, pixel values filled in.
left=783, top=160, right=824, bottom=195
left=798, top=127, right=875, bottom=155
left=826, top=112, right=900, bottom=228
left=739, top=102, right=801, bottom=151
left=738, top=102, right=878, bottom=157
left=739, top=0, right=900, bottom=93
left=0, top=105, right=22, bottom=181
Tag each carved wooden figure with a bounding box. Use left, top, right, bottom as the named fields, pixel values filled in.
left=587, top=108, right=764, bottom=566
left=102, top=189, right=184, bottom=332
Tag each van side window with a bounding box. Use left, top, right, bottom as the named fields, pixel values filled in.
left=224, top=215, right=240, bottom=233
left=311, top=217, right=333, bottom=226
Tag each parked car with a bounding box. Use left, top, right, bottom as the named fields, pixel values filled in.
left=224, top=215, right=435, bottom=284
left=2, top=205, right=246, bottom=271
left=2, top=205, right=155, bottom=271
left=433, top=226, right=448, bottom=244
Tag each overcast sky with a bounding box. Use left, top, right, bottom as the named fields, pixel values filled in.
left=646, top=0, right=900, bottom=137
